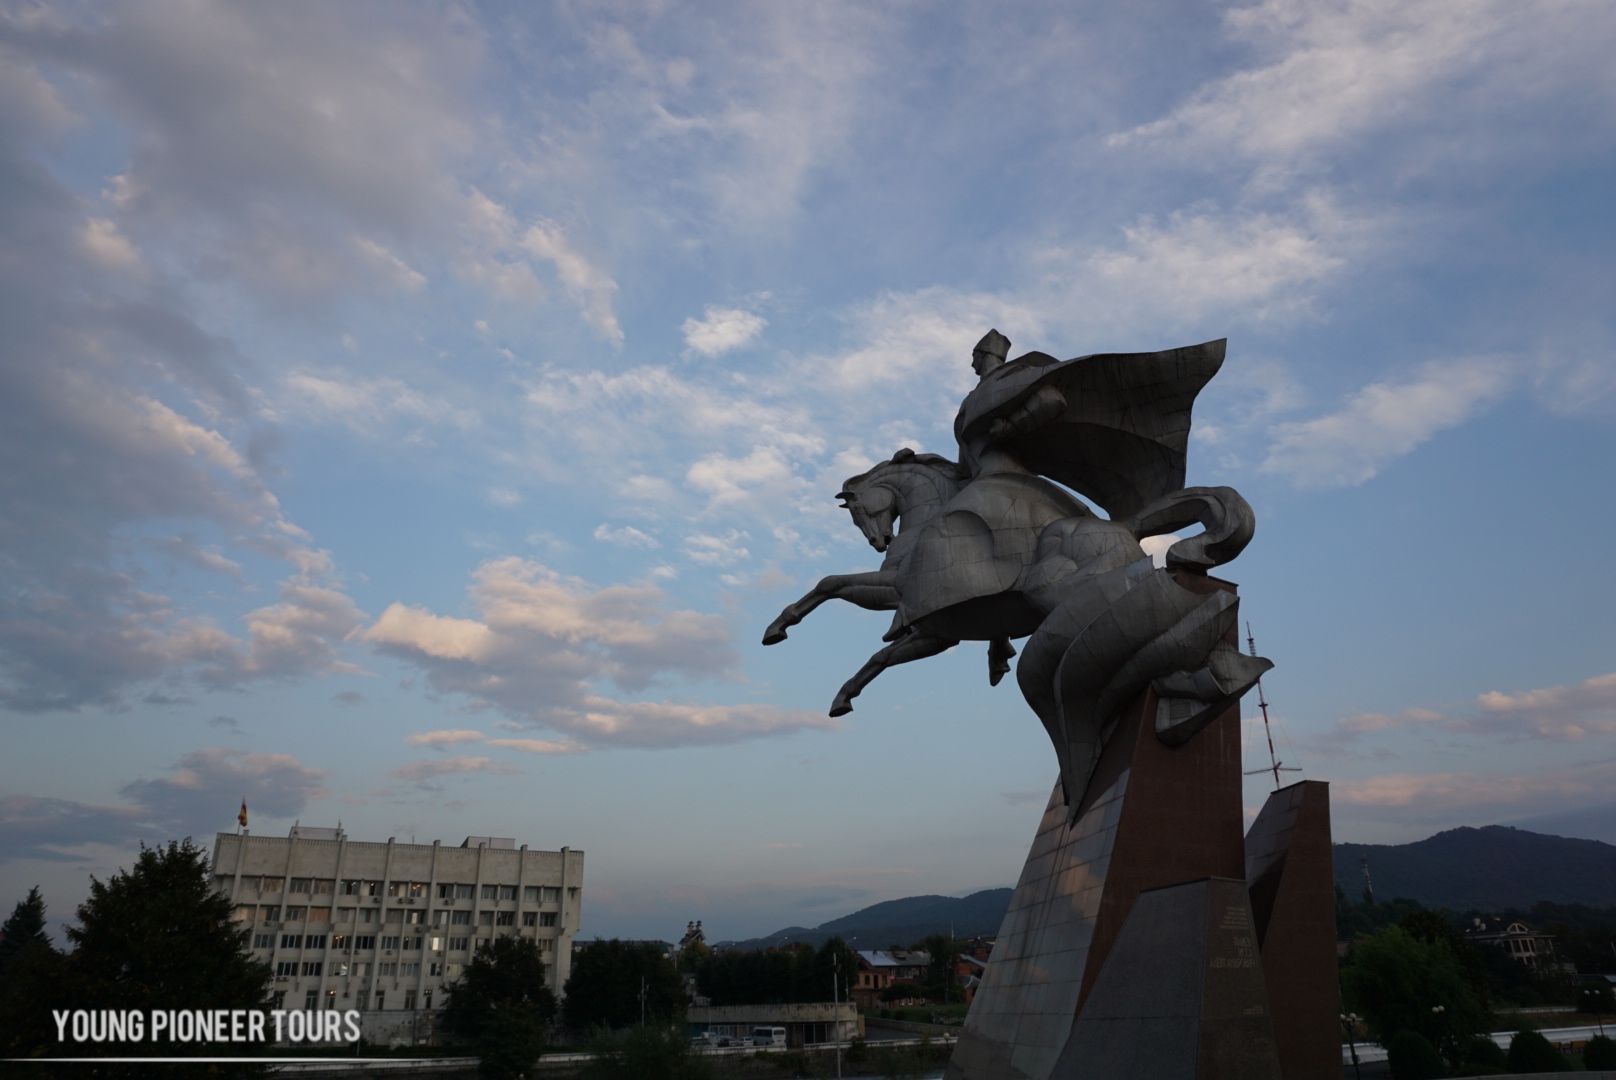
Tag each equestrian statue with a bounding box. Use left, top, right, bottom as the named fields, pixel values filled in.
left=763, top=330, right=1272, bottom=819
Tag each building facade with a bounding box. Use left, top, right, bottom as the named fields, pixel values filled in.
left=211, top=827, right=583, bottom=1016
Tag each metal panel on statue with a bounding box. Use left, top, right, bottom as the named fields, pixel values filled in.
left=1050, top=877, right=1281, bottom=1080
left=1244, top=780, right=1339, bottom=1080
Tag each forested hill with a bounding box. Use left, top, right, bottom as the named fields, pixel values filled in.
left=723, top=888, right=1013, bottom=951
left=1334, top=826, right=1616, bottom=911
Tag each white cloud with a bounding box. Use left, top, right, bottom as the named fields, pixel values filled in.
left=1472, top=673, right=1616, bottom=741
left=682, top=306, right=767, bottom=357
left=284, top=371, right=480, bottom=434
left=485, top=738, right=588, bottom=755
left=684, top=531, right=752, bottom=567
left=404, top=729, right=486, bottom=747
left=593, top=524, right=661, bottom=550
left=1334, top=758, right=1616, bottom=823
left=390, top=756, right=520, bottom=785
left=363, top=557, right=836, bottom=748
left=1260, top=358, right=1509, bottom=487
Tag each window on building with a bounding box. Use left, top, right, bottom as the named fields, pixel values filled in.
left=280, top=934, right=303, bottom=949
left=521, top=912, right=536, bottom=927
left=336, top=908, right=354, bottom=922
left=301, top=961, right=322, bottom=977
left=431, top=910, right=449, bottom=926
left=354, top=962, right=371, bottom=976
left=405, top=910, right=425, bottom=925
left=304, top=935, right=327, bottom=950
left=401, top=964, right=420, bottom=978
left=451, top=910, right=471, bottom=925
left=437, top=883, right=455, bottom=899
left=429, top=961, right=443, bottom=976
left=480, top=885, right=497, bottom=900
left=234, top=905, right=254, bottom=922
left=253, top=933, right=275, bottom=949
left=276, top=961, right=298, bottom=977
left=423, top=990, right=433, bottom=1010
left=542, top=887, right=560, bottom=903
left=289, top=878, right=312, bottom=894
left=308, top=908, right=331, bottom=923
left=377, top=963, right=397, bottom=976
left=285, top=907, right=308, bottom=922
left=523, top=886, right=539, bottom=903
left=325, top=989, right=337, bottom=1009
left=215, top=875, right=233, bottom=892
left=332, top=934, right=349, bottom=949
left=359, top=909, right=376, bottom=923
left=540, top=912, right=557, bottom=927
left=265, top=878, right=287, bottom=894
left=409, top=882, right=426, bottom=898
left=331, top=962, right=348, bottom=976
left=478, top=911, right=494, bottom=926
left=495, top=911, right=515, bottom=926
left=537, top=939, right=553, bottom=952
left=403, top=937, right=422, bottom=951
left=498, top=885, right=517, bottom=902
left=313, top=879, right=335, bottom=895
left=364, top=880, right=381, bottom=896
left=475, top=937, right=492, bottom=952
left=404, top=989, right=417, bottom=1009
left=272, top=992, right=286, bottom=1010
left=374, top=992, right=385, bottom=1011
left=388, top=881, right=406, bottom=897
left=260, top=906, right=280, bottom=922
left=305, top=990, right=318, bottom=1010
left=385, top=909, right=404, bottom=924
left=341, top=880, right=363, bottom=895
left=354, top=936, right=376, bottom=950
left=455, top=884, right=474, bottom=899
left=448, top=937, right=469, bottom=952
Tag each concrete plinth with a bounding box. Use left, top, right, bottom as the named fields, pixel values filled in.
left=1244, top=780, right=1339, bottom=1080
left=1050, top=877, right=1281, bottom=1080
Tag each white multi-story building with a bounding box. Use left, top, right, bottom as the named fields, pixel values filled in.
left=211, top=827, right=583, bottom=1016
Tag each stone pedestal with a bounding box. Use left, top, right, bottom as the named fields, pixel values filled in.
left=945, top=680, right=1246, bottom=1080
left=1050, top=877, right=1281, bottom=1080
left=1244, top=780, right=1339, bottom=1080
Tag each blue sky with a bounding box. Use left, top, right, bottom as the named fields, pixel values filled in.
left=3, top=0, right=1616, bottom=943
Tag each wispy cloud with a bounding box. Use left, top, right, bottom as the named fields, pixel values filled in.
left=404, top=729, right=486, bottom=748
left=390, top=756, right=520, bottom=785
left=1261, top=358, right=1510, bottom=487
left=682, top=306, right=767, bottom=357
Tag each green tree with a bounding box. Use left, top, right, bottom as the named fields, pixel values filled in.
left=1584, top=1034, right=1616, bottom=1070
left=1385, top=1029, right=1445, bottom=1080
left=919, top=934, right=964, bottom=1004
left=0, top=887, right=50, bottom=973
left=0, top=887, right=68, bottom=1069
left=564, top=940, right=683, bottom=1031
left=66, top=839, right=272, bottom=1077
left=1341, top=926, right=1489, bottom=1070
left=1505, top=1029, right=1568, bottom=1073
left=442, top=935, right=558, bottom=1078
left=815, top=936, right=861, bottom=1005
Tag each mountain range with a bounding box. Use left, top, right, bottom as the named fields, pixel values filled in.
left=1334, top=826, right=1616, bottom=911
left=717, top=826, right=1616, bottom=952
left=721, top=888, right=1014, bottom=951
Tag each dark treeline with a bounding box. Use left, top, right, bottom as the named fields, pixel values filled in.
left=694, top=937, right=859, bottom=1006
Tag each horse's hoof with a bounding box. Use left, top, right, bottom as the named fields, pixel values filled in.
left=829, top=698, right=853, bottom=717
left=762, top=630, right=787, bottom=645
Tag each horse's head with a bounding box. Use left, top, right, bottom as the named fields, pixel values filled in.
left=838, top=448, right=962, bottom=553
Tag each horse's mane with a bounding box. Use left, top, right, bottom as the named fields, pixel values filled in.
left=841, top=447, right=963, bottom=489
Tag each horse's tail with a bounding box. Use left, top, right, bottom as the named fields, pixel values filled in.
left=1123, top=486, right=1255, bottom=572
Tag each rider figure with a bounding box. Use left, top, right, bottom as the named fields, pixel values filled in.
left=954, top=329, right=1069, bottom=480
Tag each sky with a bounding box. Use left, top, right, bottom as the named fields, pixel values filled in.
left=2, top=0, right=1616, bottom=945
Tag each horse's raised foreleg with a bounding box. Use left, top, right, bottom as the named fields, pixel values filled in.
left=762, top=570, right=898, bottom=645
left=829, top=630, right=958, bottom=717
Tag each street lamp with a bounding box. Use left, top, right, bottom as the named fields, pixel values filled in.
left=1341, top=1013, right=1362, bottom=1080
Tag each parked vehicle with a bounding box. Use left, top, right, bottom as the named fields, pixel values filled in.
left=750, top=1026, right=788, bottom=1047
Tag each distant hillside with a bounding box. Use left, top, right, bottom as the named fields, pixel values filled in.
left=725, top=888, right=1013, bottom=951
left=1334, top=826, right=1616, bottom=911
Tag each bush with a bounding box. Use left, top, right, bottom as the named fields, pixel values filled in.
left=1505, top=1029, right=1569, bottom=1073
left=1584, top=1034, right=1616, bottom=1070
left=1387, top=1029, right=1446, bottom=1079
left=1462, top=1035, right=1507, bottom=1070
left=583, top=1024, right=714, bottom=1080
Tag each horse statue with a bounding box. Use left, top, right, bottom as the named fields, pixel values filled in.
left=763, top=334, right=1272, bottom=818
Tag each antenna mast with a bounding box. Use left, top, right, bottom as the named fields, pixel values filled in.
left=1242, top=622, right=1300, bottom=790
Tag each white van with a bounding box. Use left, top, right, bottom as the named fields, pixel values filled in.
left=750, top=1026, right=788, bottom=1047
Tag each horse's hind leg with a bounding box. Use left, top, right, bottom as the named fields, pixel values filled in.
left=829, top=630, right=957, bottom=717
left=763, top=571, right=897, bottom=644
